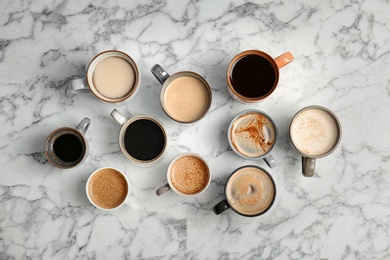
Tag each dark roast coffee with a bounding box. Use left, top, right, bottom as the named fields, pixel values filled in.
left=124, top=119, right=165, bottom=161
left=53, top=133, right=84, bottom=162
left=230, top=54, right=276, bottom=98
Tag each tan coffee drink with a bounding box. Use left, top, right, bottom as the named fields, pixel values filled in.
left=226, top=166, right=275, bottom=216
left=164, top=76, right=210, bottom=123
left=170, top=155, right=209, bottom=194
left=87, top=168, right=128, bottom=209
left=93, top=56, right=135, bottom=99
left=230, top=112, right=276, bottom=157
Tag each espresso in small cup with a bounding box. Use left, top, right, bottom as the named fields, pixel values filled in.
left=45, top=117, right=90, bottom=169
left=227, top=50, right=293, bottom=103
left=289, top=105, right=342, bottom=177
left=111, top=109, right=167, bottom=165
left=151, top=64, right=212, bottom=123
left=156, top=153, right=210, bottom=197
left=228, top=110, right=277, bottom=168
left=86, top=167, right=138, bottom=210
left=70, top=50, right=140, bottom=103
left=213, top=166, right=276, bottom=217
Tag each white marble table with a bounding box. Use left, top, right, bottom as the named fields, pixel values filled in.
left=1, top=0, right=390, bottom=259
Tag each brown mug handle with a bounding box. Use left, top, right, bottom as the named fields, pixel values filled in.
left=274, top=52, right=294, bottom=69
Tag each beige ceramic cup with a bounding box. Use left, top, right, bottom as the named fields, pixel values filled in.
left=227, top=50, right=293, bottom=103
left=69, top=50, right=140, bottom=103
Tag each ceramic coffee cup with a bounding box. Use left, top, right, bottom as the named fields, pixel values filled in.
left=289, top=105, right=342, bottom=177
left=151, top=64, right=212, bottom=124
left=213, top=165, right=276, bottom=217
left=111, top=109, right=167, bottom=165
left=45, top=117, right=91, bottom=169
left=228, top=110, right=278, bottom=168
left=69, top=50, right=140, bottom=103
left=86, top=167, right=139, bottom=211
left=156, top=153, right=210, bottom=197
left=227, top=50, right=294, bottom=103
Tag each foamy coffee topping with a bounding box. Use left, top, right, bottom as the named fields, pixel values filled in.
left=226, top=167, right=275, bottom=216
left=171, top=156, right=209, bottom=195
left=164, top=76, right=209, bottom=123
left=290, top=108, right=339, bottom=156
left=93, top=56, right=135, bottom=99
left=230, top=112, right=275, bottom=157
left=88, top=168, right=128, bottom=209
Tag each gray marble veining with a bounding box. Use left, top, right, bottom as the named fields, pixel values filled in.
left=1, top=0, right=390, bottom=259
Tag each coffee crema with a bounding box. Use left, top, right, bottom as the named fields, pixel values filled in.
left=164, top=76, right=210, bottom=123
left=93, top=56, right=135, bottom=99
left=88, top=168, right=128, bottom=209
left=226, top=166, right=275, bottom=216
left=170, top=156, right=209, bottom=194
left=290, top=108, right=340, bottom=156
left=230, top=113, right=275, bottom=157
left=230, top=54, right=276, bottom=98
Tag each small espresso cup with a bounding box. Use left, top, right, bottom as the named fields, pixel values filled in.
left=151, top=64, right=212, bottom=124
left=227, top=50, right=294, bottom=103
left=213, top=165, right=276, bottom=217
left=69, top=50, right=140, bottom=103
left=156, top=153, right=210, bottom=197
left=111, top=109, right=167, bottom=165
left=45, top=117, right=91, bottom=169
left=289, top=105, right=342, bottom=177
left=228, top=110, right=278, bottom=168
left=86, top=167, right=139, bottom=211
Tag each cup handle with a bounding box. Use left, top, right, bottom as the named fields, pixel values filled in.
left=156, top=183, right=171, bottom=196
left=76, top=117, right=91, bottom=135
left=302, top=156, right=316, bottom=177
left=213, top=199, right=230, bottom=215
left=151, top=64, right=170, bottom=85
left=274, top=52, right=294, bottom=69
left=263, top=154, right=277, bottom=168
left=124, top=196, right=139, bottom=210
left=69, top=78, right=90, bottom=94
left=111, top=109, right=128, bottom=125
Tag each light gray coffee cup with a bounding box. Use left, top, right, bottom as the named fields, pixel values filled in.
left=228, top=110, right=278, bottom=168
left=289, top=105, right=342, bottom=177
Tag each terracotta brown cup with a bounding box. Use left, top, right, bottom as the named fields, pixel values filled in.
left=69, top=50, right=140, bottom=103
left=227, top=50, right=293, bottom=103
left=45, top=117, right=91, bottom=169
left=289, top=105, right=342, bottom=177
left=151, top=64, right=212, bottom=124
left=86, top=167, right=139, bottom=211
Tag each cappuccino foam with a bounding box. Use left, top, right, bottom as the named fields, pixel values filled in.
left=230, top=112, right=275, bottom=157
left=226, top=167, right=275, bottom=216
left=290, top=108, right=339, bottom=156
left=93, top=56, right=135, bottom=99
left=164, top=76, right=210, bottom=123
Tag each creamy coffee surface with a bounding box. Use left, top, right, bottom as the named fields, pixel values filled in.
left=171, top=156, right=209, bottom=194
left=88, top=168, right=128, bottom=209
left=164, top=76, right=209, bottom=123
left=230, top=112, right=275, bottom=157
left=226, top=167, right=275, bottom=215
left=93, top=56, right=135, bottom=99
left=290, top=109, right=339, bottom=156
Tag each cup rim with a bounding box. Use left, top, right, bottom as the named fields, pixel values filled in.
left=167, top=152, right=211, bottom=197
left=227, top=50, right=279, bottom=102
left=86, top=50, right=140, bottom=103
left=224, top=165, right=277, bottom=217
left=85, top=167, right=130, bottom=211
left=119, top=115, right=167, bottom=165
left=289, top=105, right=342, bottom=158
left=159, top=71, right=212, bottom=124
left=44, top=127, right=87, bottom=169
left=228, top=109, right=278, bottom=160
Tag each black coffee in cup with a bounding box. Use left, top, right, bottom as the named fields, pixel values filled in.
left=123, top=119, right=165, bottom=161
left=53, top=133, right=84, bottom=162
